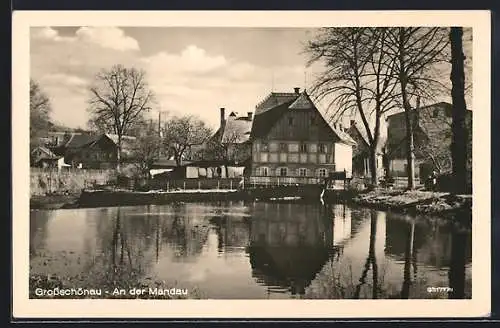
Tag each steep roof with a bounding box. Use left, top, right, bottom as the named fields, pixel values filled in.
left=328, top=124, right=357, bottom=146
left=62, top=133, right=98, bottom=148
left=251, top=91, right=356, bottom=146
left=31, top=146, right=60, bottom=159
left=221, top=112, right=253, bottom=143
left=255, top=92, right=300, bottom=115
left=250, top=98, right=297, bottom=139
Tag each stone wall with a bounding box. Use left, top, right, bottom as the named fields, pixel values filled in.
left=30, top=168, right=115, bottom=196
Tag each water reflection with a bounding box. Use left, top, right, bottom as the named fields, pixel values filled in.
left=247, top=203, right=336, bottom=297
left=30, top=202, right=472, bottom=299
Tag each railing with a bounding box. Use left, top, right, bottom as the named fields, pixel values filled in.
left=147, top=177, right=244, bottom=191
left=247, top=176, right=326, bottom=187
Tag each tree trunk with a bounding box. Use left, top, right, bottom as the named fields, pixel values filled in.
left=369, top=147, right=378, bottom=187
left=450, top=27, right=468, bottom=194
left=116, top=136, right=122, bottom=172
left=398, top=28, right=416, bottom=190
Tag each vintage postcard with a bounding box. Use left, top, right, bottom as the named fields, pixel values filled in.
left=12, top=10, right=491, bottom=318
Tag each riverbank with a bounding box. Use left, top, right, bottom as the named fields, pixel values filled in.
left=30, top=193, right=81, bottom=210
left=30, top=187, right=473, bottom=222
left=350, top=189, right=472, bottom=221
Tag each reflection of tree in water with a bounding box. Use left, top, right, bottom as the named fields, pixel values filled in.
left=80, top=207, right=157, bottom=291
left=354, top=211, right=379, bottom=299
left=30, top=210, right=51, bottom=256
left=448, top=212, right=471, bottom=299
left=247, top=203, right=337, bottom=297
left=161, top=203, right=210, bottom=260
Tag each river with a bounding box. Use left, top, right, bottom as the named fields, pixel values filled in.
left=29, top=201, right=472, bottom=299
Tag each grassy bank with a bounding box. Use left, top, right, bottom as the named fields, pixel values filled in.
left=351, top=189, right=472, bottom=218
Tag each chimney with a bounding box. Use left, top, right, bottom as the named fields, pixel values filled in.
left=294, top=87, right=300, bottom=94
left=220, top=108, right=225, bottom=127
left=247, top=112, right=253, bottom=121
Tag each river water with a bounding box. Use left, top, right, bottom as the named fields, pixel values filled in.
left=29, top=201, right=472, bottom=299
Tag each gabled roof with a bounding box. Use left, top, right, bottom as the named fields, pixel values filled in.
left=31, top=146, right=60, bottom=159
left=250, top=97, right=297, bottom=139
left=221, top=112, right=253, bottom=143
left=328, top=124, right=357, bottom=146
left=289, top=92, right=316, bottom=110
left=62, top=133, right=98, bottom=148
left=250, top=90, right=357, bottom=146
left=255, top=92, right=300, bottom=115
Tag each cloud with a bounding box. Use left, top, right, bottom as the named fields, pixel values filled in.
left=141, top=44, right=226, bottom=75
left=41, top=73, right=88, bottom=87
left=31, top=26, right=140, bottom=51
left=75, top=27, right=140, bottom=51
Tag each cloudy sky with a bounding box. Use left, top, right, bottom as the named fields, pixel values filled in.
left=30, top=26, right=472, bottom=132
left=30, top=26, right=320, bottom=130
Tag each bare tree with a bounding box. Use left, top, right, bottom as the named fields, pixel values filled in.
left=30, top=79, right=52, bottom=149
left=449, top=27, right=469, bottom=194
left=131, top=122, right=161, bottom=178
left=87, top=64, right=154, bottom=171
left=384, top=27, right=450, bottom=189
left=162, top=115, right=212, bottom=167
left=203, top=129, right=247, bottom=177
left=305, top=28, right=399, bottom=187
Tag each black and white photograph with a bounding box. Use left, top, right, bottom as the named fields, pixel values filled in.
left=13, top=11, right=490, bottom=318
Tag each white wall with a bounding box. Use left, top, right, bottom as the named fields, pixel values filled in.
left=389, top=159, right=422, bottom=177
left=334, top=143, right=353, bottom=176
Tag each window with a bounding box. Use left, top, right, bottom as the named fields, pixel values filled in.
left=318, top=143, right=326, bottom=153
left=299, top=143, right=307, bottom=153
left=260, top=167, right=269, bottom=176
left=318, top=168, right=328, bottom=177
left=260, top=153, right=268, bottom=162
left=298, top=168, right=307, bottom=177
left=279, top=167, right=288, bottom=177
left=288, top=153, right=299, bottom=163
left=279, top=143, right=287, bottom=152
left=269, top=142, right=278, bottom=152
left=288, top=143, right=299, bottom=152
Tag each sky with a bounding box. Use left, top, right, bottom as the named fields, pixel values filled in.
left=30, top=26, right=320, bottom=131
left=30, top=26, right=472, bottom=132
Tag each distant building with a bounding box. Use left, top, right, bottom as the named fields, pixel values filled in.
left=30, top=146, right=69, bottom=169
left=346, top=120, right=384, bottom=179
left=53, top=133, right=137, bottom=169
left=204, top=108, right=253, bottom=166
left=249, top=87, right=356, bottom=185
left=385, top=102, right=472, bottom=182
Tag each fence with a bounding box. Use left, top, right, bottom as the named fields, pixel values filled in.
left=147, top=177, right=244, bottom=191
left=247, top=176, right=324, bottom=187
left=30, top=168, right=115, bottom=196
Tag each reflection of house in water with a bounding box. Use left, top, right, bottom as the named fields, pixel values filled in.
left=331, top=204, right=352, bottom=246
left=246, top=203, right=338, bottom=296
left=209, top=215, right=251, bottom=253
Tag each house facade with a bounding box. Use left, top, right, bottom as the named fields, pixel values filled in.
left=54, top=133, right=136, bottom=169
left=385, top=102, right=472, bottom=182
left=249, top=88, right=356, bottom=185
